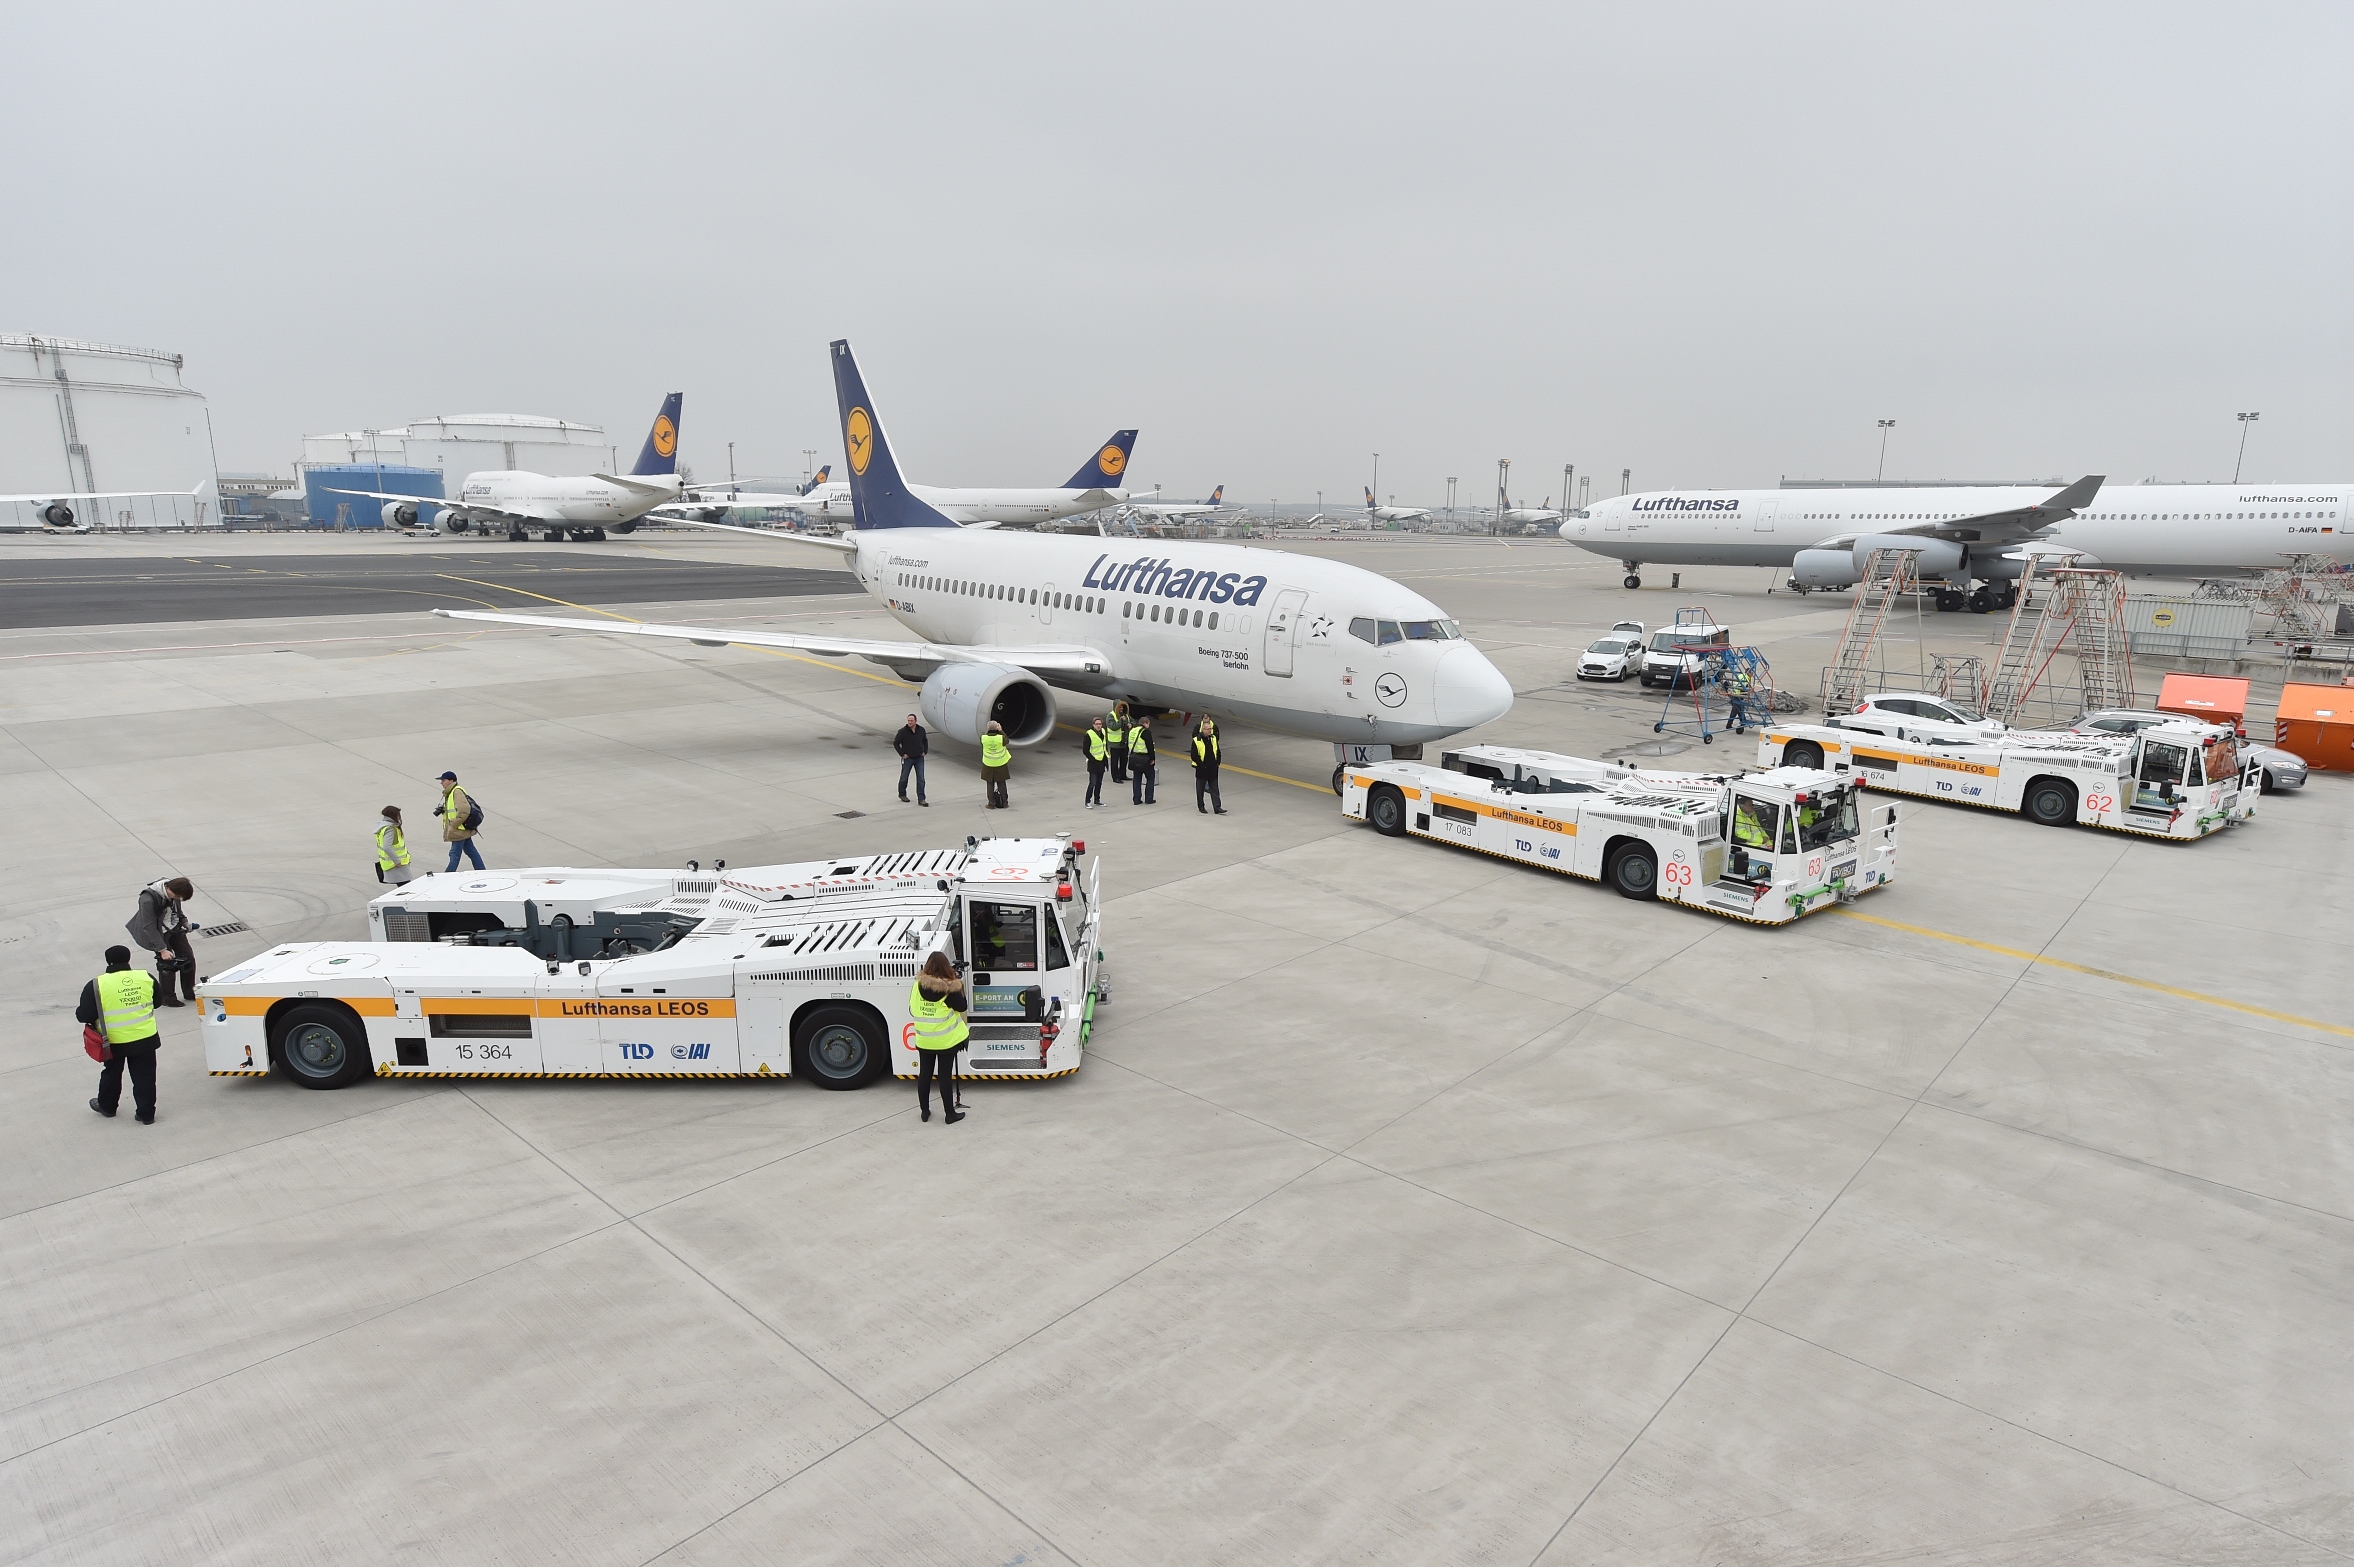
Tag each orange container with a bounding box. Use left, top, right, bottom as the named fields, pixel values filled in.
left=2274, top=682, right=2354, bottom=773
left=2156, top=673, right=2251, bottom=735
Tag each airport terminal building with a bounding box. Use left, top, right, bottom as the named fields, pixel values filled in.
left=0, top=333, right=220, bottom=529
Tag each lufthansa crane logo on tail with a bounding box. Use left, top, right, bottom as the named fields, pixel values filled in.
left=1097, top=443, right=1127, bottom=479
left=846, top=408, right=875, bottom=476
left=652, top=415, right=677, bottom=459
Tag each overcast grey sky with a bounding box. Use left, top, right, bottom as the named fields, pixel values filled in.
left=9, top=2, right=2348, bottom=500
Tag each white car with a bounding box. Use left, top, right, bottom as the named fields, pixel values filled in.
left=1577, top=636, right=1639, bottom=681
left=1831, top=692, right=2008, bottom=743
left=2071, top=709, right=2308, bottom=792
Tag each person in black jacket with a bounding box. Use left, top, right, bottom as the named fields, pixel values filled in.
left=81, top=945, right=163, bottom=1124
left=1191, top=718, right=1226, bottom=814
left=126, top=876, right=196, bottom=1005
left=894, top=713, right=930, bottom=806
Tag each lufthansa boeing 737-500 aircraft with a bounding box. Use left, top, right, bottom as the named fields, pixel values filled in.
left=1563, top=476, right=2350, bottom=610
left=439, top=342, right=1514, bottom=787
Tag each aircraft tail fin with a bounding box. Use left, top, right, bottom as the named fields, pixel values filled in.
left=829, top=340, right=957, bottom=529
left=1208, top=484, right=1222, bottom=504
left=630, top=394, right=684, bottom=476
left=1364, top=486, right=1377, bottom=509
left=1063, top=430, right=1137, bottom=491
left=799, top=465, right=831, bottom=496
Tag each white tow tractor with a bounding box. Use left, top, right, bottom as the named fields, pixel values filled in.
left=1340, top=744, right=1898, bottom=925
left=1755, top=716, right=2257, bottom=840
left=199, top=837, right=1105, bottom=1089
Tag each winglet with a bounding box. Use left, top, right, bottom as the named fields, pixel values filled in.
left=829, top=340, right=958, bottom=530
left=2037, top=474, right=2103, bottom=513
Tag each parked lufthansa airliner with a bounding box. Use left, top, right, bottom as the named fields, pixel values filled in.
left=439, top=342, right=1513, bottom=786
left=1562, top=477, right=2350, bottom=610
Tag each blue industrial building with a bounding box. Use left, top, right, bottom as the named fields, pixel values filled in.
left=302, top=464, right=442, bottom=528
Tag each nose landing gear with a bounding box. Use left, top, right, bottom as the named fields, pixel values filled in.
left=1621, top=560, right=1643, bottom=590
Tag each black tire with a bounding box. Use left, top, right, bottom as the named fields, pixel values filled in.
left=1624, top=574, right=1642, bottom=589
left=272, top=1002, right=371, bottom=1089
left=1368, top=783, right=1407, bottom=837
left=1331, top=763, right=1346, bottom=796
left=1608, top=844, right=1659, bottom=900
left=795, top=1004, right=886, bottom=1089
left=1702, top=734, right=1713, bottom=745
left=2260, top=770, right=2276, bottom=795
left=1785, top=740, right=1825, bottom=770
left=2024, top=778, right=2076, bottom=828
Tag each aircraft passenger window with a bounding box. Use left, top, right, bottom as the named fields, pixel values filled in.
left=1123, top=602, right=1131, bottom=618
left=1350, top=617, right=1376, bottom=644
left=1150, top=604, right=1161, bottom=622
left=1193, top=609, right=1204, bottom=627
left=1377, top=621, right=1404, bottom=645
left=1209, top=612, right=1219, bottom=629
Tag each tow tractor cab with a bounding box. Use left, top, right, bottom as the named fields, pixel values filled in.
left=1339, top=744, right=1897, bottom=925
left=1758, top=716, right=2256, bottom=840
left=198, top=837, right=1103, bottom=1089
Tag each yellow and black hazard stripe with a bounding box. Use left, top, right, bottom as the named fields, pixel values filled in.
left=892, top=1064, right=1081, bottom=1082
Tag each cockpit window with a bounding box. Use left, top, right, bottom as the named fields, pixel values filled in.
left=1349, top=617, right=1376, bottom=645
left=1377, top=620, right=1404, bottom=645
left=1401, top=619, right=1459, bottom=640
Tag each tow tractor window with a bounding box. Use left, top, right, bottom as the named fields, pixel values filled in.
left=967, top=900, right=1039, bottom=972
left=1730, top=795, right=1781, bottom=850
left=1044, top=905, right=1073, bottom=970
left=1795, top=789, right=1859, bottom=850
left=2200, top=735, right=2236, bottom=787
left=2138, top=741, right=2188, bottom=788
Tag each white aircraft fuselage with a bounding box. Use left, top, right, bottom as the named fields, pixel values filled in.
left=446, top=470, right=687, bottom=528
left=856, top=527, right=1510, bottom=744
left=1563, top=484, right=2352, bottom=579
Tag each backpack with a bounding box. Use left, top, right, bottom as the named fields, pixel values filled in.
left=463, top=794, right=485, bottom=831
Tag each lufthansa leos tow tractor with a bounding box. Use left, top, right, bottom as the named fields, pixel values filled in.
left=1340, top=744, right=1897, bottom=924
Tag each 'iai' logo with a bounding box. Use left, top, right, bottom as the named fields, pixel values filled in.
left=652, top=415, right=677, bottom=458
left=846, top=408, right=875, bottom=475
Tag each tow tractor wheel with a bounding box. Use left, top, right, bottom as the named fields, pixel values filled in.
left=795, top=1004, right=886, bottom=1089
left=1367, top=783, right=1407, bottom=837
left=1623, top=573, right=1642, bottom=590
left=2024, top=778, right=2076, bottom=828
left=1331, top=763, right=1346, bottom=796
left=1785, top=741, right=1825, bottom=770
left=1608, top=843, right=1659, bottom=900
left=272, top=1002, right=372, bottom=1090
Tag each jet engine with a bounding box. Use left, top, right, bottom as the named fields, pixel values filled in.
left=918, top=662, right=1058, bottom=748
left=37, top=501, right=75, bottom=528
left=381, top=501, right=421, bottom=528
left=1790, top=549, right=1861, bottom=590
left=441, top=510, right=473, bottom=534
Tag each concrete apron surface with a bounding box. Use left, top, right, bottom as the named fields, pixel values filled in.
left=3, top=533, right=2350, bottom=1565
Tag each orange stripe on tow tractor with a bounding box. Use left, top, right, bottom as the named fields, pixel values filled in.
left=210, top=996, right=397, bottom=1017
left=1432, top=795, right=1576, bottom=834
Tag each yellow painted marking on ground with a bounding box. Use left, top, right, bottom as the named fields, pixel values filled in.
left=433, top=574, right=912, bottom=687
left=1224, top=763, right=1328, bottom=793
left=1831, top=908, right=2354, bottom=1039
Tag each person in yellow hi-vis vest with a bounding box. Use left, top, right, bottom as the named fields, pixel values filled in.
left=1083, top=718, right=1111, bottom=809
left=79, top=944, right=163, bottom=1123
left=375, top=805, right=415, bottom=885
left=979, top=721, right=1012, bottom=810
left=908, top=952, right=968, bottom=1124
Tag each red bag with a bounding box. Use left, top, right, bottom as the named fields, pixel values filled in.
left=83, top=1025, right=110, bottom=1063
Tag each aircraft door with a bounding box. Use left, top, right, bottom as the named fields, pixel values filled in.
left=1755, top=500, right=1778, bottom=533
left=1263, top=588, right=1310, bottom=677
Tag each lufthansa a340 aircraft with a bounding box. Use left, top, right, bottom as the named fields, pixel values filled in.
left=333, top=394, right=690, bottom=543
left=1562, top=476, right=2351, bottom=611
left=439, top=341, right=1514, bottom=786
left=666, top=431, right=1137, bottom=530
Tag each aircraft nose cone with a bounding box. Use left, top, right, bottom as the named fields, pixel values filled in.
left=1434, top=645, right=1514, bottom=730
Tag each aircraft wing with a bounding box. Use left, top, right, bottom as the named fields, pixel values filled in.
left=432, top=608, right=1109, bottom=677
left=592, top=472, right=675, bottom=496
left=1803, top=475, right=2103, bottom=551
left=4, top=483, right=205, bottom=503
left=656, top=515, right=860, bottom=556
left=326, top=487, right=562, bottom=526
